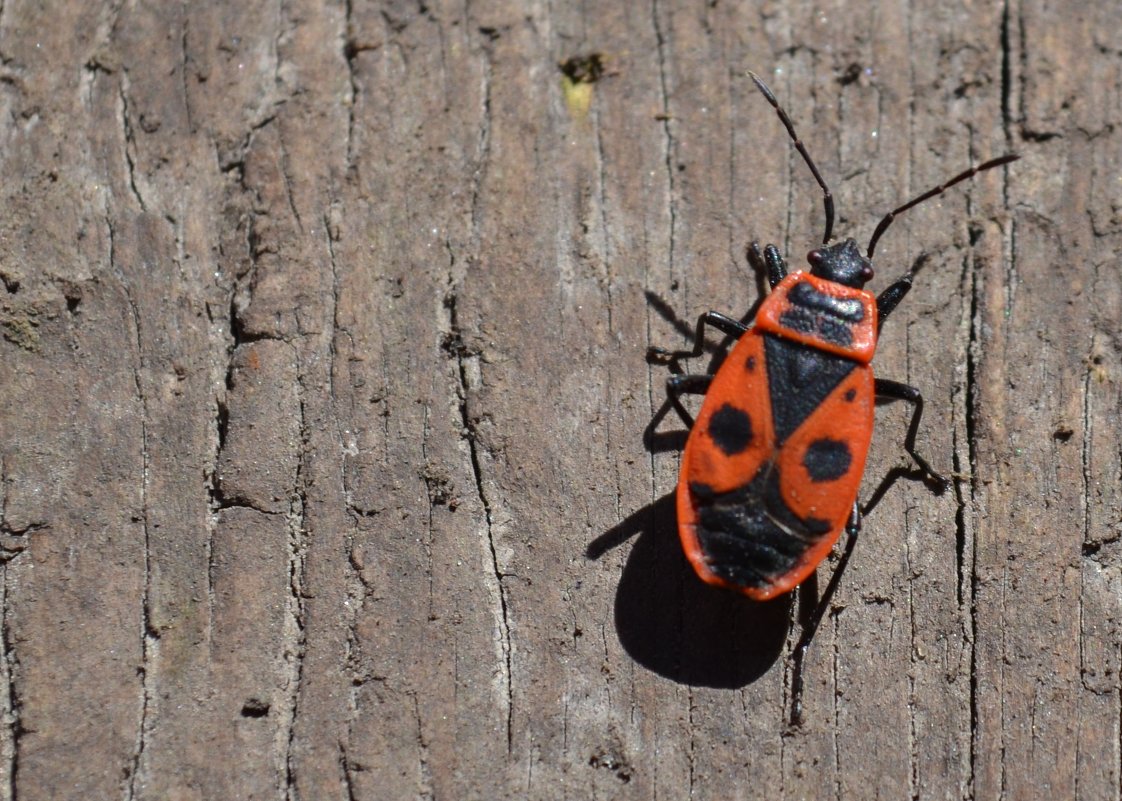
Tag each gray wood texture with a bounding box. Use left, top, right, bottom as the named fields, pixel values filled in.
left=0, top=0, right=1118, bottom=798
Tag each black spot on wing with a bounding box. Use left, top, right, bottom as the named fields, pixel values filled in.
left=764, top=334, right=855, bottom=445
left=689, top=481, right=716, bottom=502
left=708, top=404, right=753, bottom=456
left=844, top=388, right=856, bottom=402
left=803, top=438, right=852, bottom=482
left=745, top=355, right=756, bottom=372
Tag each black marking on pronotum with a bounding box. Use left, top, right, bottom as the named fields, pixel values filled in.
left=779, top=308, right=855, bottom=347
left=764, top=335, right=854, bottom=444
left=802, top=438, right=852, bottom=482
left=788, top=280, right=864, bottom=321
left=708, top=403, right=753, bottom=455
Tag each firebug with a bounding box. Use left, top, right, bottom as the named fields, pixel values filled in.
left=648, top=71, right=1017, bottom=723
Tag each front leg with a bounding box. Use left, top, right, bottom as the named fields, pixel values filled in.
left=875, top=275, right=913, bottom=327
left=748, top=241, right=788, bottom=289
left=876, top=253, right=933, bottom=328
left=647, top=311, right=748, bottom=367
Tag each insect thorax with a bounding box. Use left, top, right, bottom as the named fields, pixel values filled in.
left=755, top=273, right=878, bottom=363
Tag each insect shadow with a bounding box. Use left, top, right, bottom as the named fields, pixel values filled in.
left=584, top=262, right=789, bottom=688
left=586, top=493, right=794, bottom=688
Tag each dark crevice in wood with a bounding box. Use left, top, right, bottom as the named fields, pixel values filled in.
left=904, top=406, right=920, bottom=801
left=459, top=21, right=511, bottom=754
left=108, top=213, right=156, bottom=801
left=278, top=135, right=303, bottom=234
left=240, top=698, right=270, bottom=718
left=1, top=574, right=17, bottom=801
left=219, top=114, right=279, bottom=175
left=685, top=687, right=696, bottom=797
left=117, top=78, right=147, bottom=213
left=325, top=204, right=365, bottom=797
left=342, top=0, right=359, bottom=177
left=956, top=249, right=977, bottom=613
left=420, top=359, right=437, bottom=620
left=650, top=0, right=678, bottom=291
left=411, top=691, right=434, bottom=797
left=1019, top=129, right=1061, bottom=143
left=469, top=19, right=493, bottom=241
left=0, top=456, right=18, bottom=801
left=284, top=360, right=310, bottom=797
left=964, top=243, right=981, bottom=795
left=592, top=68, right=614, bottom=340
left=213, top=499, right=287, bottom=516
left=446, top=285, right=512, bottom=753
left=179, top=11, right=194, bottom=133
left=341, top=743, right=360, bottom=801
left=832, top=611, right=842, bottom=801
left=1081, top=325, right=1097, bottom=566
left=1001, top=0, right=1013, bottom=141
left=646, top=0, right=680, bottom=518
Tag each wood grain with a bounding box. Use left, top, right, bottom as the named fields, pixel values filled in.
left=0, top=1, right=1116, bottom=798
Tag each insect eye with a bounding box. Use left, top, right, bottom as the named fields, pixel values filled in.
left=807, top=249, right=823, bottom=267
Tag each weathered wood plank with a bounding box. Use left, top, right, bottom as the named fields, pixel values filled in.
left=0, top=0, right=1117, bottom=799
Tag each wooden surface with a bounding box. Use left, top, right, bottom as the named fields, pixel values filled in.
left=0, top=1, right=1118, bottom=798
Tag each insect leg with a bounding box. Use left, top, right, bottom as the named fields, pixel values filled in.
left=875, top=275, right=914, bottom=326
left=643, top=374, right=713, bottom=449
left=748, top=241, right=788, bottom=289
left=647, top=311, right=748, bottom=365
left=876, top=254, right=937, bottom=328
left=664, top=374, right=712, bottom=428
left=875, top=378, right=951, bottom=492
left=859, top=466, right=919, bottom=520
left=789, top=504, right=862, bottom=728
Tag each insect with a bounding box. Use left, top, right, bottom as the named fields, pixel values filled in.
left=648, top=71, right=1016, bottom=723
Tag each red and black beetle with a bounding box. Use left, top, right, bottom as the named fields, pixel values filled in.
left=648, top=71, right=1016, bottom=721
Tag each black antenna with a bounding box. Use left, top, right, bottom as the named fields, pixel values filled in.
left=866, top=154, right=1020, bottom=258
left=748, top=71, right=835, bottom=245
